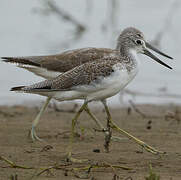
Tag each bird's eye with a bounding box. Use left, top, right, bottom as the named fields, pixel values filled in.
left=135, top=39, right=142, bottom=45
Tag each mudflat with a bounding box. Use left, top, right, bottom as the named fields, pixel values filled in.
left=0, top=103, right=181, bottom=180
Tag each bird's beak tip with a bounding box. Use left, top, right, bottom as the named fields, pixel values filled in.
left=143, top=48, right=172, bottom=70
left=168, top=66, right=173, bottom=70
left=145, top=42, right=173, bottom=60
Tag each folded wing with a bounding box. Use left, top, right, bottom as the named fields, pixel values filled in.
left=11, top=59, right=118, bottom=94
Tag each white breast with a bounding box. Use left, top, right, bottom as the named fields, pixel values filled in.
left=83, top=63, right=138, bottom=102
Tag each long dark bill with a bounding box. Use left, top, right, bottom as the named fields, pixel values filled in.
left=143, top=48, right=172, bottom=69
left=145, top=42, right=173, bottom=59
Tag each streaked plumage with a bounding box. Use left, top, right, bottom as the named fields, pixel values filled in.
left=2, top=48, right=116, bottom=79
left=2, top=45, right=124, bottom=142
left=6, top=27, right=173, bottom=160
left=10, top=51, right=139, bottom=103
left=10, top=27, right=172, bottom=102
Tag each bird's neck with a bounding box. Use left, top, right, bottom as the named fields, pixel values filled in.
left=118, top=46, right=140, bottom=73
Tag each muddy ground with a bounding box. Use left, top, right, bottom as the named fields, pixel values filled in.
left=0, top=102, right=181, bottom=180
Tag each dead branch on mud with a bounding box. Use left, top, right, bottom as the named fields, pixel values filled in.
left=0, top=155, right=131, bottom=179
left=128, top=100, right=147, bottom=118
left=0, top=156, right=33, bottom=169
left=128, top=100, right=162, bottom=119
left=0, top=110, right=15, bottom=117
left=165, top=106, right=181, bottom=124
left=35, top=162, right=125, bottom=179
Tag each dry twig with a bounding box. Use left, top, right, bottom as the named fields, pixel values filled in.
left=0, top=155, right=131, bottom=179
left=0, top=156, right=33, bottom=169
left=151, top=0, right=180, bottom=47
left=165, top=106, right=181, bottom=124
left=128, top=100, right=162, bottom=119
left=46, top=0, right=85, bottom=33
left=33, top=0, right=86, bottom=49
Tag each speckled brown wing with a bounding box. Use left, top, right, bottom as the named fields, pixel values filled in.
left=2, top=48, right=116, bottom=73
left=13, top=58, right=120, bottom=92
left=50, top=60, right=117, bottom=90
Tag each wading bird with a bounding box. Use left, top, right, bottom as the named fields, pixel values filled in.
left=9, top=27, right=172, bottom=162
left=2, top=47, right=118, bottom=141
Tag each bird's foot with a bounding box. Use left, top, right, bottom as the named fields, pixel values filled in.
left=139, top=141, right=166, bottom=155
left=30, top=126, right=44, bottom=142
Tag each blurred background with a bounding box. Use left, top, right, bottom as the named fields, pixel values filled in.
left=0, top=0, right=180, bottom=106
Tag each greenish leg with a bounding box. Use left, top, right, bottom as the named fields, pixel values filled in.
left=101, top=100, right=165, bottom=155
left=84, top=105, right=125, bottom=143
left=84, top=105, right=105, bottom=130
left=31, top=97, right=51, bottom=142
left=67, top=101, right=89, bottom=163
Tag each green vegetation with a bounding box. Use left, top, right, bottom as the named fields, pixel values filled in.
left=145, top=164, right=160, bottom=180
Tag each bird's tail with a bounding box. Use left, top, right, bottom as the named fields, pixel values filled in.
left=1, top=57, right=39, bottom=67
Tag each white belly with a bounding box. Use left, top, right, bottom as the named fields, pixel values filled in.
left=86, top=67, right=138, bottom=101
left=51, top=64, right=138, bottom=102
left=53, top=90, right=86, bottom=101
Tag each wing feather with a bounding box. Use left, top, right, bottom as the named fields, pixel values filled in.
left=11, top=59, right=120, bottom=93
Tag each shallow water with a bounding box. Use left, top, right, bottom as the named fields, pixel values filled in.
left=0, top=0, right=180, bottom=105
